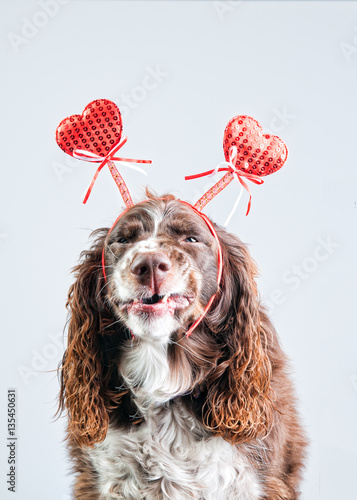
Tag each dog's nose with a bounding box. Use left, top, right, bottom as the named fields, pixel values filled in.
left=130, top=252, right=172, bottom=289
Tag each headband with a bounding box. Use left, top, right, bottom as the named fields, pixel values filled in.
left=56, top=99, right=287, bottom=337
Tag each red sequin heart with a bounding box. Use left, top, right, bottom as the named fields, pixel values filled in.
left=223, top=115, right=288, bottom=176
left=56, top=99, right=122, bottom=157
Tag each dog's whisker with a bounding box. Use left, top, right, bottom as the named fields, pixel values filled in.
left=101, top=318, right=124, bottom=331
left=170, top=340, right=216, bottom=367
left=96, top=279, right=110, bottom=300
left=105, top=243, right=119, bottom=260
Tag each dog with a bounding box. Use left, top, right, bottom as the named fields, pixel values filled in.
left=58, top=191, right=307, bottom=499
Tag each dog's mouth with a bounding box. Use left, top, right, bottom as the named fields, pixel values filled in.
left=122, top=293, right=195, bottom=316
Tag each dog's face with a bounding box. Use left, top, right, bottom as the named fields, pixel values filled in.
left=104, top=198, right=219, bottom=340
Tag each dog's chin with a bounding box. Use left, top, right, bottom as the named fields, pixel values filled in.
left=125, top=313, right=179, bottom=342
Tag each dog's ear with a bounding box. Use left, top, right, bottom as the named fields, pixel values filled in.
left=203, top=226, right=275, bottom=444
left=58, top=229, right=122, bottom=447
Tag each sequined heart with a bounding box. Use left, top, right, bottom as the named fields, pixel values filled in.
left=223, top=115, right=288, bottom=176
left=56, top=99, right=123, bottom=157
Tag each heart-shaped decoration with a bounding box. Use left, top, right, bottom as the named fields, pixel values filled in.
left=56, top=99, right=123, bottom=157
left=223, top=115, right=288, bottom=176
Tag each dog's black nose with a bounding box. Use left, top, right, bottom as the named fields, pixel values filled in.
left=130, top=252, right=172, bottom=288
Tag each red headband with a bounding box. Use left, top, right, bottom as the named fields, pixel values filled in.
left=56, top=100, right=287, bottom=337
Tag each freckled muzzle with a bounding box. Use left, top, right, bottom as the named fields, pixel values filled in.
left=102, top=200, right=223, bottom=337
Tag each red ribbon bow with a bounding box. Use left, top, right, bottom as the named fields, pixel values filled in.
left=185, top=146, right=264, bottom=217
left=73, top=136, right=152, bottom=206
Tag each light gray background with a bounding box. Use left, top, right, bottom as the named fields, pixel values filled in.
left=1, top=1, right=356, bottom=498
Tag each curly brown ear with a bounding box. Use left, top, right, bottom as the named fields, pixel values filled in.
left=58, top=228, right=118, bottom=448
left=203, top=227, right=274, bottom=444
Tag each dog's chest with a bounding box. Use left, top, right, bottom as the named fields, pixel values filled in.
left=87, top=401, right=261, bottom=500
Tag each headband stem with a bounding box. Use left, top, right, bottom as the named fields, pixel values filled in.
left=193, top=172, right=234, bottom=211
left=107, top=161, right=134, bottom=208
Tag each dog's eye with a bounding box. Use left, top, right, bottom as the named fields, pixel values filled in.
left=185, top=237, right=198, bottom=243
left=118, top=237, right=129, bottom=244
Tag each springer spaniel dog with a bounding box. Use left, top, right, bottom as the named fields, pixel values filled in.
left=59, top=192, right=307, bottom=499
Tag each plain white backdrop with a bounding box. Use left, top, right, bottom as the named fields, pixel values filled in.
left=1, top=1, right=357, bottom=498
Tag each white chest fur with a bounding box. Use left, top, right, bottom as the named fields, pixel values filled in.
left=87, top=400, right=262, bottom=500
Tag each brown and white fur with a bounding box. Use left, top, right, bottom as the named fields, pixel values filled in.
left=58, top=192, right=308, bottom=499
